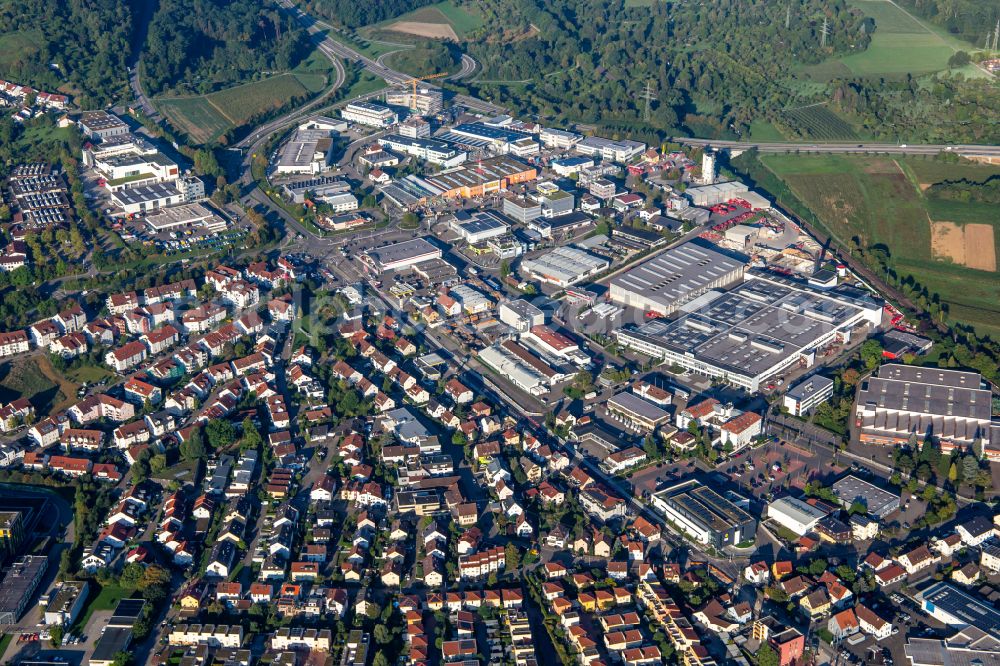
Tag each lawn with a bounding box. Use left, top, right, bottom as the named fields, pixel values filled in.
left=748, top=120, right=788, bottom=142
left=324, top=30, right=410, bottom=59
left=0, top=31, right=43, bottom=69
left=365, top=0, right=484, bottom=39
left=0, top=355, right=77, bottom=416
left=64, top=364, right=114, bottom=385
left=760, top=153, right=1000, bottom=336
left=72, top=582, right=129, bottom=633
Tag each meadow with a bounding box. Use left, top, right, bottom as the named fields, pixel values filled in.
left=364, top=0, right=484, bottom=40
left=760, top=153, right=1000, bottom=335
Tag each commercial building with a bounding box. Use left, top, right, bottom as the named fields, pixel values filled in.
left=685, top=181, right=749, bottom=207
left=449, top=210, right=510, bottom=243
left=440, top=122, right=531, bottom=153
left=281, top=177, right=351, bottom=205
left=551, top=156, right=594, bottom=177
left=398, top=117, right=432, bottom=138
left=79, top=111, right=129, bottom=141
left=95, top=151, right=179, bottom=192
left=341, top=102, right=398, bottom=128
left=385, top=86, right=444, bottom=114
left=614, top=270, right=883, bottom=392
left=918, top=582, right=1000, bottom=636
left=478, top=342, right=551, bottom=396
left=607, top=392, right=672, bottom=431
left=144, top=202, right=228, bottom=234
left=0, top=555, right=48, bottom=624
left=783, top=375, right=834, bottom=416
left=766, top=496, right=830, bottom=536
left=0, top=510, right=25, bottom=558
left=363, top=238, right=443, bottom=273
left=42, top=581, right=89, bottom=626
left=499, top=299, right=546, bottom=333
left=831, top=475, right=900, bottom=519
left=502, top=195, right=542, bottom=224
left=111, top=182, right=184, bottom=215
left=425, top=156, right=536, bottom=199
left=651, top=480, right=756, bottom=549
left=521, top=246, right=609, bottom=287
left=855, top=366, right=995, bottom=457
left=575, top=136, right=647, bottom=163
left=91, top=600, right=145, bottom=666
left=380, top=134, right=467, bottom=167
left=609, top=240, right=745, bottom=315
left=275, top=129, right=335, bottom=175
left=905, top=627, right=1000, bottom=666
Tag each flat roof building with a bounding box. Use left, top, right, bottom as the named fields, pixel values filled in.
left=363, top=238, right=443, bottom=273
left=766, top=496, right=830, bottom=536
left=855, top=365, right=994, bottom=457
left=918, top=582, right=1000, bottom=637
left=341, top=102, right=398, bottom=128
left=499, top=299, right=546, bottom=333
left=0, top=555, right=48, bottom=625
left=79, top=111, right=129, bottom=141
left=609, top=239, right=745, bottom=315
left=275, top=129, right=334, bottom=175
left=607, top=392, right=671, bottom=431
left=575, top=136, right=647, bottom=163
left=425, top=156, right=536, bottom=199
left=783, top=374, right=835, bottom=416
left=831, top=475, right=900, bottom=519
left=686, top=181, right=749, bottom=207
left=651, top=480, right=756, bottom=549
left=381, top=134, right=467, bottom=167
left=449, top=210, right=510, bottom=243
left=615, top=270, right=883, bottom=392
left=521, top=246, right=609, bottom=287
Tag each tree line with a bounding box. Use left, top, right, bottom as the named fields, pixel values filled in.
left=926, top=175, right=1000, bottom=204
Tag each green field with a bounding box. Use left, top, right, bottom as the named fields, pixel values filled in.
left=780, top=104, right=860, bottom=140
left=0, top=31, right=42, bottom=68
left=383, top=45, right=458, bottom=78
left=748, top=120, right=789, bottom=141
left=325, top=30, right=410, bottom=59
left=760, top=153, right=1000, bottom=335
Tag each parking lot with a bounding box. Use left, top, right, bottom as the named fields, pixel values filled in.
left=718, top=440, right=844, bottom=500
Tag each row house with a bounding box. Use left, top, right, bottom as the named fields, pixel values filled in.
left=144, top=279, right=196, bottom=304
left=48, top=455, right=93, bottom=477
left=458, top=546, right=506, bottom=580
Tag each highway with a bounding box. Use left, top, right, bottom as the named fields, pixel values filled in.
left=675, top=137, right=1000, bottom=159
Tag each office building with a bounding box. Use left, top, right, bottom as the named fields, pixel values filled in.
left=79, top=111, right=129, bottom=141
left=282, top=177, right=351, bottom=205
left=651, top=480, right=756, bottom=548
left=0, top=510, right=25, bottom=558
left=831, top=475, right=900, bottom=519
left=342, top=102, right=398, bottom=128
left=766, top=496, right=830, bottom=536
left=551, top=155, right=594, bottom=176
left=111, top=182, right=184, bottom=215
left=614, top=270, right=883, bottom=392
left=398, top=117, right=432, bottom=138
left=502, top=195, right=542, bottom=223
left=539, top=127, right=582, bottom=149
left=783, top=375, right=835, bottom=416
left=521, top=246, right=609, bottom=287
left=363, top=238, right=443, bottom=273
left=855, top=365, right=994, bottom=457
left=575, top=136, right=647, bottom=163
left=609, top=239, right=745, bottom=315
left=42, top=581, right=89, bottom=626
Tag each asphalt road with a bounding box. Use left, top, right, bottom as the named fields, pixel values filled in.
left=675, top=137, right=1000, bottom=159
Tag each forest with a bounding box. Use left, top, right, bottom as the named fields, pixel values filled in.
left=0, top=0, right=136, bottom=107
left=305, top=0, right=437, bottom=29
left=454, top=0, right=872, bottom=138
left=894, top=0, right=999, bottom=48
left=926, top=176, right=1000, bottom=204
left=139, top=0, right=312, bottom=96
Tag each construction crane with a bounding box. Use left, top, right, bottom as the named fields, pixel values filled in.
left=405, top=72, right=449, bottom=110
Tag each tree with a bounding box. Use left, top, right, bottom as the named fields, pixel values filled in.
left=504, top=542, right=521, bottom=570
left=373, top=651, right=390, bottom=666
left=120, top=562, right=145, bottom=590
left=180, top=426, right=206, bottom=461
left=206, top=419, right=236, bottom=450
left=150, top=454, right=167, bottom=474
left=860, top=340, right=883, bottom=370
left=948, top=51, right=970, bottom=68
left=757, top=644, right=780, bottom=666
left=948, top=461, right=958, bottom=484
left=374, top=624, right=392, bottom=645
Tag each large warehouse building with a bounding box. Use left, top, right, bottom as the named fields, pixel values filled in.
left=855, top=365, right=996, bottom=458
left=614, top=269, right=883, bottom=392
left=521, top=246, right=609, bottom=287
left=426, top=156, right=537, bottom=199
left=362, top=238, right=443, bottom=274
left=651, top=480, right=756, bottom=549
left=831, top=475, right=900, bottom=519
left=609, top=240, right=745, bottom=316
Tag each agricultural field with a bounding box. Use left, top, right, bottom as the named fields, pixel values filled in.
left=155, top=44, right=336, bottom=144
left=0, top=355, right=78, bottom=417
left=761, top=153, right=1000, bottom=335
left=779, top=104, right=860, bottom=140
left=366, top=1, right=483, bottom=41
left=829, top=0, right=980, bottom=78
